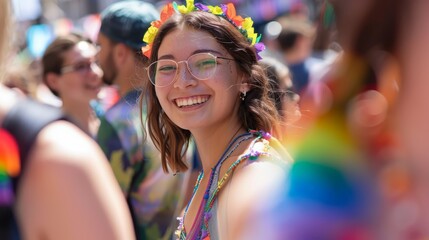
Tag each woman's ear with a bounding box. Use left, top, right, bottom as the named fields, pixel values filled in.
left=113, top=43, right=130, bottom=65
left=240, top=82, right=250, bottom=93
left=239, top=71, right=251, bottom=92
left=45, top=72, right=60, bottom=93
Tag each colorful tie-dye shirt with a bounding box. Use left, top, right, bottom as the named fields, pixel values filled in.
left=97, top=90, right=188, bottom=240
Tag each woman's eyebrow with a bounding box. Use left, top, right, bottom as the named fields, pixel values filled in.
left=158, top=49, right=225, bottom=60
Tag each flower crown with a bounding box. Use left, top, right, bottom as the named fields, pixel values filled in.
left=141, top=0, right=265, bottom=59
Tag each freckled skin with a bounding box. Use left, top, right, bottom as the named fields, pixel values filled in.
left=155, top=27, right=243, bottom=132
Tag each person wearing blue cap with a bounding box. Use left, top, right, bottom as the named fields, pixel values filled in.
left=95, top=1, right=190, bottom=239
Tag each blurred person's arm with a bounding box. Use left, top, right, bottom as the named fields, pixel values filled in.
left=16, top=121, right=135, bottom=240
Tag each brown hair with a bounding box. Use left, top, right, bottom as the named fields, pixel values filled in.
left=334, top=0, right=406, bottom=99
left=260, top=57, right=293, bottom=117
left=144, top=11, right=280, bottom=173
left=0, top=0, right=12, bottom=82
left=41, top=33, right=92, bottom=96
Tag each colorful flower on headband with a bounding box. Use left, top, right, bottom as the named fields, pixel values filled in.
left=142, top=3, right=176, bottom=57
left=141, top=0, right=265, bottom=59
left=175, top=0, right=194, bottom=14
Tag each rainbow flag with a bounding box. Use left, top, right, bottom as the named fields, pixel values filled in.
left=0, top=129, right=20, bottom=205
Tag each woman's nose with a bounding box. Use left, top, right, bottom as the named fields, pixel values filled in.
left=173, top=62, right=197, bottom=88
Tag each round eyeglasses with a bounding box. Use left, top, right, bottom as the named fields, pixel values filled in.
left=61, top=60, right=100, bottom=75
left=146, top=52, right=234, bottom=87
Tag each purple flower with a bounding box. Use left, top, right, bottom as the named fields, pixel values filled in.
left=195, top=3, right=209, bottom=11
left=255, top=42, right=265, bottom=52
left=220, top=4, right=228, bottom=14
left=254, top=42, right=266, bottom=60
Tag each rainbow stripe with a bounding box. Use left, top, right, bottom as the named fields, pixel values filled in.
left=0, top=128, right=20, bottom=205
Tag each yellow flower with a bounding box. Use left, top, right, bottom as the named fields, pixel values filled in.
left=177, top=5, right=187, bottom=13
left=209, top=6, right=223, bottom=15
left=143, top=26, right=158, bottom=44
left=246, top=28, right=258, bottom=45
left=186, top=0, right=194, bottom=12
left=242, top=17, right=254, bottom=30
left=177, top=0, right=194, bottom=14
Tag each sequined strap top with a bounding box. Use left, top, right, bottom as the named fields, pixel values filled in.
left=176, top=130, right=282, bottom=240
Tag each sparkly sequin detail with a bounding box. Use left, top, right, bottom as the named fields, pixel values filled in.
left=176, top=130, right=272, bottom=239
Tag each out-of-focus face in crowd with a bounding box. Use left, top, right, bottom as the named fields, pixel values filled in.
left=57, top=41, right=103, bottom=102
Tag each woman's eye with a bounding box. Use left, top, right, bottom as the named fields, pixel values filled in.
left=158, top=65, right=176, bottom=73
left=195, top=59, right=216, bottom=69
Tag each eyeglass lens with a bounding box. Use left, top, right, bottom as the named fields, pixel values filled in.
left=61, top=61, right=98, bottom=74
left=148, top=53, right=219, bottom=87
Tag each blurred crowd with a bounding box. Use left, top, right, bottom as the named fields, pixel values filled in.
left=7, top=0, right=316, bottom=107
left=2, top=0, right=429, bottom=239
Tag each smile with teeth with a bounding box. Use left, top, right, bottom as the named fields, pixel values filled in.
left=84, top=84, right=101, bottom=91
left=175, top=96, right=209, bottom=108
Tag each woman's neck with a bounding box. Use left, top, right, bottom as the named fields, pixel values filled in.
left=62, top=101, right=99, bottom=136
left=192, top=124, right=246, bottom=172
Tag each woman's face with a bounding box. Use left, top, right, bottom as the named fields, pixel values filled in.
left=283, top=92, right=301, bottom=124
left=96, top=33, right=117, bottom=86
left=56, top=41, right=103, bottom=104
left=281, top=74, right=301, bottom=124
left=153, top=27, right=244, bottom=132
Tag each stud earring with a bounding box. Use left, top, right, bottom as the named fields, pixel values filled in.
left=240, top=91, right=246, bottom=101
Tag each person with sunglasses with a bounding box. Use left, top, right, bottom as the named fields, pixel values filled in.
left=42, top=32, right=103, bottom=137
left=141, top=1, right=292, bottom=239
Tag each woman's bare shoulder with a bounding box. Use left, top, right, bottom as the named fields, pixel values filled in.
left=32, top=121, right=106, bottom=166
left=18, top=120, right=135, bottom=240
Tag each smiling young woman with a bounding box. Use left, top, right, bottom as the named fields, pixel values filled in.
left=141, top=1, right=293, bottom=239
